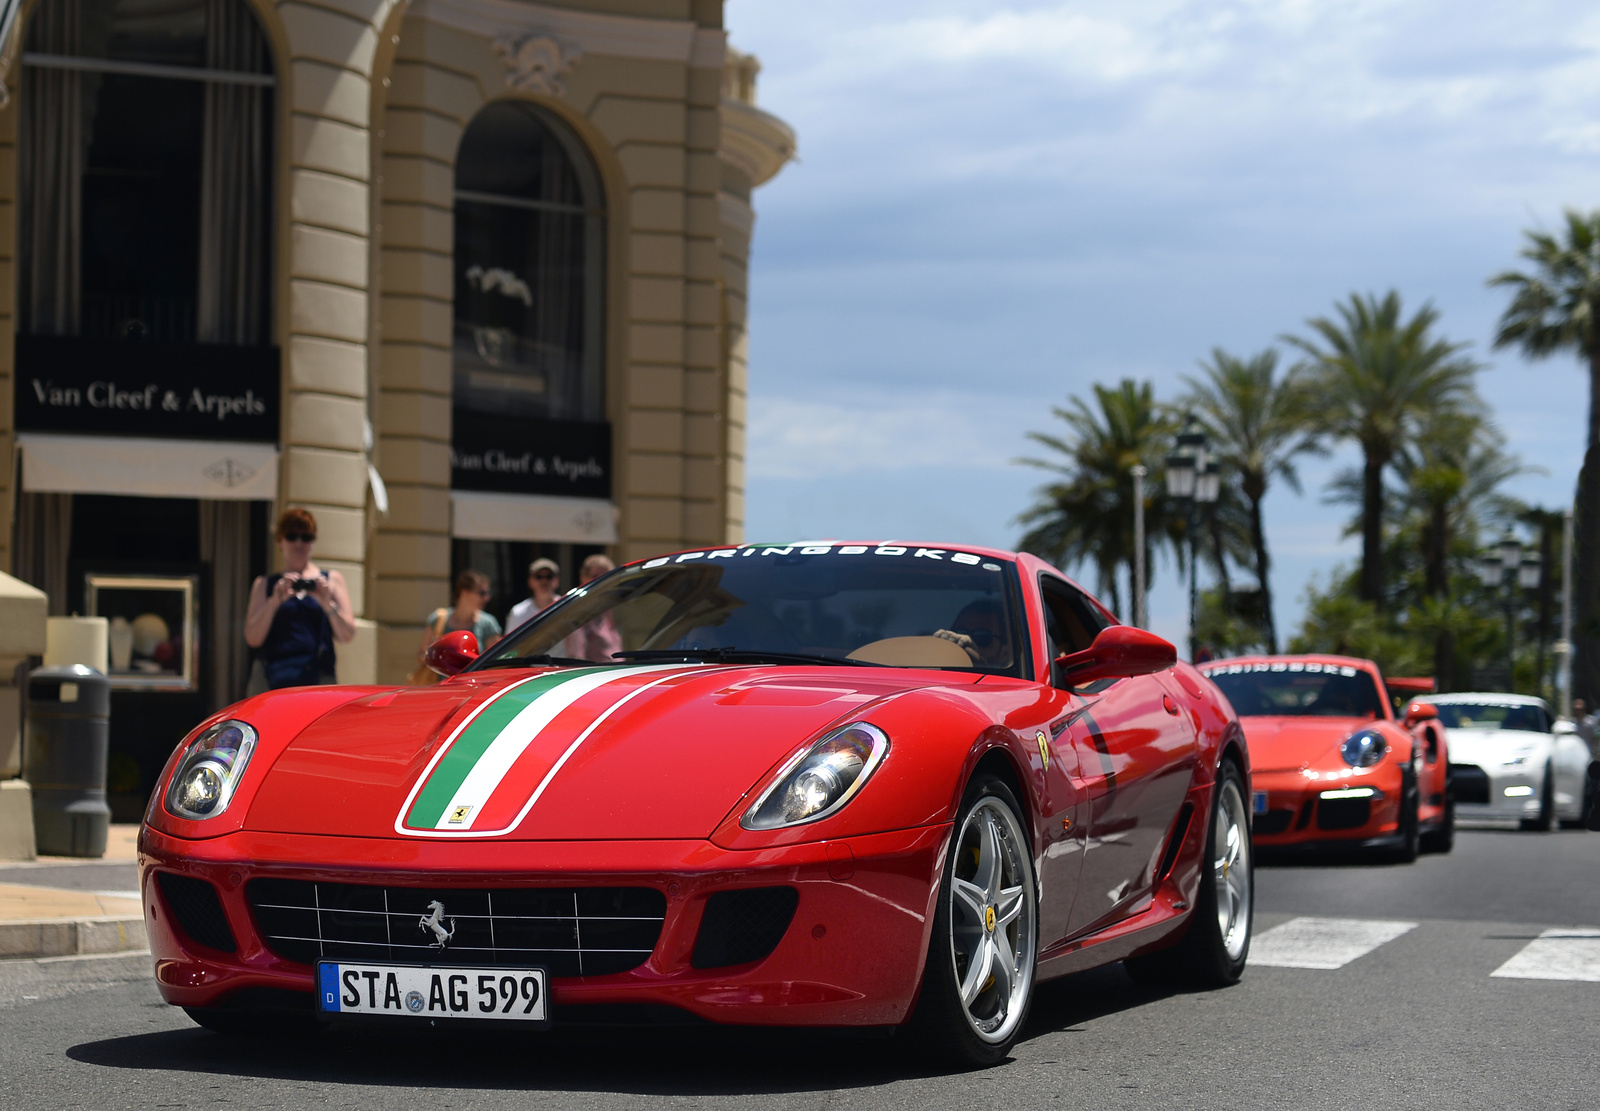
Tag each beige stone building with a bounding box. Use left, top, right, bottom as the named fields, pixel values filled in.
left=0, top=0, right=793, bottom=812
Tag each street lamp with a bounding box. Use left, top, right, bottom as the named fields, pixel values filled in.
left=1166, top=416, right=1217, bottom=660
left=1480, top=527, right=1543, bottom=693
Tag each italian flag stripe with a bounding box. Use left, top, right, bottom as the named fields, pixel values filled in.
left=402, top=665, right=690, bottom=832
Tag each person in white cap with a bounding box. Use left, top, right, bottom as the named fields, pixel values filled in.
left=506, top=557, right=562, bottom=634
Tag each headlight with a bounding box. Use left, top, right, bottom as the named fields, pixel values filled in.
left=1340, top=729, right=1387, bottom=768
left=742, top=723, right=889, bottom=830
left=165, top=720, right=258, bottom=820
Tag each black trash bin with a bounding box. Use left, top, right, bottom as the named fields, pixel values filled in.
left=26, top=665, right=112, bottom=857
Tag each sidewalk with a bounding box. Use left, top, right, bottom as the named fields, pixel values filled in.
left=0, top=825, right=147, bottom=960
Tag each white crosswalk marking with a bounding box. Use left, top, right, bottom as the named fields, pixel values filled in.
left=1250, top=916, right=1418, bottom=969
left=1492, top=928, right=1600, bottom=982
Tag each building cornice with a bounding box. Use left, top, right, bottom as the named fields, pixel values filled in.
left=719, top=97, right=795, bottom=187
left=407, top=0, right=724, bottom=66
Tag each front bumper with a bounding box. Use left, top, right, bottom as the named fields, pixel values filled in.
left=1249, top=766, right=1404, bottom=847
left=1450, top=762, right=1544, bottom=821
left=140, top=824, right=947, bottom=1028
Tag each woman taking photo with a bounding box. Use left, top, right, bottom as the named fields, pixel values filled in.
left=244, top=508, right=357, bottom=692
left=413, top=570, right=503, bottom=683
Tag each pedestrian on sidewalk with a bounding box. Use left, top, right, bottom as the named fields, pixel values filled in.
left=567, top=554, right=622, bottom=663
left=506, top=557, right=563, bottom=634
left=244, top=508, right=356, bottom=693
left=411, top=570, right=502, bottom=684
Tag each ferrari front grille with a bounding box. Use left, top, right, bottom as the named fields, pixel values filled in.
left=1450, top=764, right=1490, bottom=804
left=246, top=879, right=666, bottom=978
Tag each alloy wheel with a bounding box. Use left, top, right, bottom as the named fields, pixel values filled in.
left=948, top=796, right=1036, bottom=1043
left=1214, top=778, right=1252, bottom=962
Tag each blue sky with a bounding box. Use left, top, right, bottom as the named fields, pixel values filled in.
left=725, top=0, right=1600, bottom=654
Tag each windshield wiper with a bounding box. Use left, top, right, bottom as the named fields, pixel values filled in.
left=475, top=654, right=607, bottom=670
left=613, top=647, right=882, bottom=667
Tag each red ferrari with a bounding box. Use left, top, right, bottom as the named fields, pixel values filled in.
left=141, top=543, right=1250, bottom=1064
left=1201, top=654, right=1452, bottom=859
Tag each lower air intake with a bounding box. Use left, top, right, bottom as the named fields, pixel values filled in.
left=1252, top=809, right=1294, bottom=836
left=157, top=872, right=237, bottom=953
left=1316, top=797, right=1371, bottom=831
left=1450, top=764, right=1490, bottom=805
left=691, top=887, right=799, bottom=969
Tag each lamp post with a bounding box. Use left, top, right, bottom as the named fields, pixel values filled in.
left=1559, top=507, right=1574, bottom=718
left=1480, top=526, right=1543, bottom=694
left=1166, top=416, right=1217, bottom=661
left=1131, top=464, right=1147, bottom=629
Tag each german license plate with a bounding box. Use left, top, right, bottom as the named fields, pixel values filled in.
left=317, top=962, right=548, bottom=1023
left=1252, top=790, right=1268, bottom=814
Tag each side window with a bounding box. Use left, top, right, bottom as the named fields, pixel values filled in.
left=1039, top=576, right=1108, bottom=662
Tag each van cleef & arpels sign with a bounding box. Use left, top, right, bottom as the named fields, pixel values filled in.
left=15, top=335, right=280, bottom=443
left=451, top=408, right=611, bottom=498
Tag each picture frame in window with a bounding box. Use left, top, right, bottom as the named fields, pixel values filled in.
left=84, top=574, right=199, bottom=691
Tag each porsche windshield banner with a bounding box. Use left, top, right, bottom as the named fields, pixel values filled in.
left=396, top=664, right=700, bottom=837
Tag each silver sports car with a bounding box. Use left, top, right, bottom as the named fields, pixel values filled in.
left=1434, top=694, right=1592, bottom=830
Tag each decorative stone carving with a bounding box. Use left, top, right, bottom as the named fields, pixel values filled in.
left=491, top=32, right=582, bottom=96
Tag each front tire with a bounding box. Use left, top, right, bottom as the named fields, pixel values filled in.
left=907, top=775, right=1038, bottom=1068
left=1521, top=763, right=1555, bottom=831
left=1125, top=759, right=1252, bottom=987
left=1421, top=797, right=1455, bottom=854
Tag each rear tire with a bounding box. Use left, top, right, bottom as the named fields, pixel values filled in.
left=906, top=775, right=1038, bottom=1068
left=1124, top=760, right=1251, bottom=988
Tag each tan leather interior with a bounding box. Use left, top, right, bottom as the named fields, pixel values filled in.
left=847, top=636, right=973, bottom=668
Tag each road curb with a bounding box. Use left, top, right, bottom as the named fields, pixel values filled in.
left=0, top=916, right=148, bottom=960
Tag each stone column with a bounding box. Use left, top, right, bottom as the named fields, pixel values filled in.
left=278, top=0, right=402, bottom=679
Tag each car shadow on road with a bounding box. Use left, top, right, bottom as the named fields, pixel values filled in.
left=64, top=965, right=1178, bottom=1091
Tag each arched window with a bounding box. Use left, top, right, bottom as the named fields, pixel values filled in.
left=18, top=0, right=275, bottom=345
left=453, top=101, right=605, bottom=423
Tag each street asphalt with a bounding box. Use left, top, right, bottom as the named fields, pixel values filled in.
left=0, top=828, right=1595, bottom=1111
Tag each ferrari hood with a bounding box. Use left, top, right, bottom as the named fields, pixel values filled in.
left=1443, top=728, right=1548, bottom=768
left=1237, top=715, right=1377, bottom=773
left=244, top=663, right=963, bottom=840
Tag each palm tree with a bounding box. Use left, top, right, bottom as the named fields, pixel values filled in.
left=1491, top=210, right=1600, bottom=702
left=1286, top=292, right=1480, bottom=609
left=1391, top=412, right=1531, bottom=686
left=1016, top=379, right=1178, bottom=618
left=1181, top=348, right=1317, bottom=651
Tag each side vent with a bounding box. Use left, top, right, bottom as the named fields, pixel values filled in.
left=157, top=872, right=237, bottom=953
left=1154, top=802, right=1195, bottom=883
left=691, top=887, right=798, bottom=969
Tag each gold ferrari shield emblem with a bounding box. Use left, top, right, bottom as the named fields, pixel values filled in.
left=1036, top=731, right=1050, bottom=771
left=985, top=905, right=997, bottom=932
left=447, top=805, right=472, bottom=825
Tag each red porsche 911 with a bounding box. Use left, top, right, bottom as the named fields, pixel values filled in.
left=1201, top=654, right=1452, bottom=860
left=141, top=543, right=1251, bottom=1064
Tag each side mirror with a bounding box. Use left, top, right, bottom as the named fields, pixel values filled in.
left=1053, top=625, right=1177, bottom=688
left=1404, top=700, right=1439, bottom=727
left=425, top=629, right=480, bottom=677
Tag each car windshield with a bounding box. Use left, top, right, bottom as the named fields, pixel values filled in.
left=1434, top=703, right=1551, bottom=733
left=473, top=545, right=1030, bottom=677
left=1202, top=663, right=1385, bottom=719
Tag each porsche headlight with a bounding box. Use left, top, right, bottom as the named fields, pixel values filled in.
left=742, top=723, right=889, bottom=830
left=1340, top=729, right=1387, bottom=768
left=165, top=720, right=258, bottom=820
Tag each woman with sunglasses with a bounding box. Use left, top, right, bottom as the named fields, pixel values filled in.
left=414, top=570, right=503, bottom=683
left=244, top=507, right=356, bottom=692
